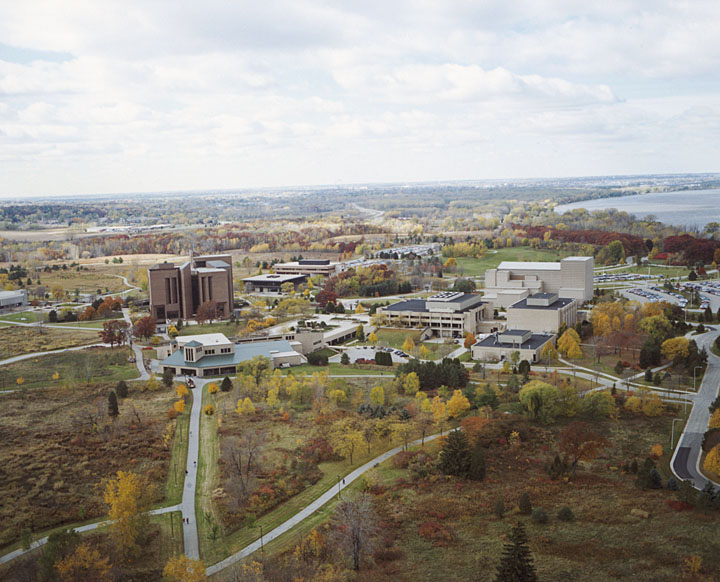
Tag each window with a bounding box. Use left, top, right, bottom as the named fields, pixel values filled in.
left=220, top=347, right=231, bottom=354
left=185, top=349, right=194, bottom=362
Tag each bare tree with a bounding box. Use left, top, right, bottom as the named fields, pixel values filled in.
left=222, top=430, right=265, bottom=502
left=332, top=493, right=377, bottom=571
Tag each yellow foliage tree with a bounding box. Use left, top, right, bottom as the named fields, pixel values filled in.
left=660, top=337, right=690, bottom=361
left=56, top=543, right=112, bottom=582
left=266, top=387, right=280, bottom=408
left=163, top=554, right=207, bottom=582
left=207, top=382, right=219, bottom=395
left=367, top=332, right=378, bottom=345
left=447, top=389, right=471, bottom=418
left=236, top=397, right=256, bottom=415
left=703, top=444, right=720, bottom=477
left=328, top=418, right=364, bottom=464
left=355, top=303, right=365, bottom=314
left=402, top=336, right=416, bottom=353
left=174, top=400, right=186, bottom=414
left=651, top=443, right=663, bottom=458
left=52, top=371, right=60, bottom=381
left=625, top=395, right=642, bottom=414
left=419, top=345, right=430, bottom=359
left=709, top=408, right=720, bottom=429
left=389, top=420, right=416, bottom=451
left=103, top=471, right=152, bottom=555
left=369, top=385, right=385, bottom=406
left=557, top=329, right=582, bottom=359
left=404, top=372, right=420, bottom=394
left=16, top=377, right=24, bottom=386
left=203, top=404, right=215, bottom=416
left=642, top=392, right=664, bottom=417
left=176, top=384, right=189, bottom=398
left=431, top=396, right=447, bottom=432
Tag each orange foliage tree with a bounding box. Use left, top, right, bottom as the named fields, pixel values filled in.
left=558, top=421, right=609, bottom=474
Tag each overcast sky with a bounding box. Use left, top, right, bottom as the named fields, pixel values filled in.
left=1, top=1, right=719, bottom=197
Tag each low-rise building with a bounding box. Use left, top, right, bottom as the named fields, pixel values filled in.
left=471, top=329, right=555, bottom=363
left=273, top=259, right=339, bottom=277
left=159, top=333, right=305, bottom=377
left=243, top=273, right=307, bottom=294
left=378, top=291, right=492, bottom=338
left=483, top=256, right=594, bottom=307
left=0, top=289, right=28, bottom=309
left=505, top=293, right=577, bottom=333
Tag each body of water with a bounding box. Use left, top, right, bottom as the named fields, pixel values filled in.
left=555, top=188, right=720, bottom=228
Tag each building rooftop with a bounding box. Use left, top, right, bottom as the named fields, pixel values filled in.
left=497, top=261, right=561, bottom=271
left=244, top=273, right=307, bottom=283
left=177, top=333, right=231, bottom=346
left=428, top=291, right=467, bottom=303
left=474, top=332, right=554, bottom=350
left=183, top=340, right=202, bottom=347
left=509, top=297, right=575, bottom=310
left=383, top=299, right=429, bottom=313
left=0, top=289, right=26, bottom=299
left=162, top=339, right=299, bottom=369
left=206, top=260, right=230, bottom=268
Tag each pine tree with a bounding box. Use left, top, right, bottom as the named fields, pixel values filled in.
left=495, top=522, right=538, bottom=582
left=438, top=429, right=471, bottom=477
left=518, top=492, right=532, bottom=515
left=108, top=391, right=119, bottom=417
left=115, top=380, right=128, bottom=399
left=468, top=441, right=486, bottom=481
left=221, top=376, right=233, bottom=392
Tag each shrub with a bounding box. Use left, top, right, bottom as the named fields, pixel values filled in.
left=519, top=492, right=532, bottom=515
left=375, top=351, right=393, bottom=366
left=557, top=506, right=574, bottom=522
left=115, top=380, right=128, bottom=399
left=666, top=477, right=679, bottom=491
left=531, top=507, right=548, bottom=524
left=307, top=352, right=328, bottom=366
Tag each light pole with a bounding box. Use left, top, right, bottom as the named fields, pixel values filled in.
left=671, top=417, right=684, bottom=449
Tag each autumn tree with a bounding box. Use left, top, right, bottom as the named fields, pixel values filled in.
left=403, top=372, right=420, bottom=394
left=540, top=342, right=558, bottom=366
left=494, top=522, right=538, bottom=582
left=367, top=332, right=378, bottom=345
left=240, top=355, right=272, bottom=387
left=557, top=329, right=582, bottom=359
left=703, top=444, right=720, bottom=476
left=431, top=396, right=448, bottom=434
left=369, top=385, right=385, bottom=406
left=402, top=335, right=415, bottom=353
left=133, top=315, right=156, bottom=340
left=236, top=397, right=256, bottom=415
left=56, top=543, right=112, bottom=582
left=98, top=320, right=129, bottom=347
left=163, top=554, right=207, bottom=582
left=223, top=430, right=265, bottom=500
left=389, top=420, right=416, bottom=451
left=103, top=471, right=153, bottom=556
left=464, top=333, right=477, bottom=349
left=660, top=337, right=690, bottom=363
left=519, top=381, right=560, bottom=424
left=329, top=418, right=364, bottom=464
left=195, top=300, right=218, bottom=325
left=558, top=422, right=609, bottom=474
left=447, top=389, right=471, bottom=418
left=332, top=493, right=377, bottom=571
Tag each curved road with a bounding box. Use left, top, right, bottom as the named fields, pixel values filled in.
left=671, top=329, right=720, bottom=489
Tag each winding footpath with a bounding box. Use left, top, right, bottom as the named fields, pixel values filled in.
left=671, top=329, right=720, bottom=489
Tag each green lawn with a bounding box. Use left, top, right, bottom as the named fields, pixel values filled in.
left=420, top=341, right=457, bottom=360
left=0, top=346, right=139, bottom=389
left=375, top=327, right=422, bottom=349
left=454, top=247, right=574, bottom=277
left=0, top=310, right=44, bottom=323
left=162, top=392, right=192, bottom=507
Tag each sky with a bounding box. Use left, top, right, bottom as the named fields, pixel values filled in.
left=1, top=1, right=719, bottom=197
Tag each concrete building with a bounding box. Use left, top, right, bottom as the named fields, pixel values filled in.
left=378, top=291, right=492, bottom=338
left=505, top=293, right=578, bottom=334
left=243, top=273, right=307, bottom=294
left=483, top=256, right=594, bottom=307
left=471, top=329, right=555, bottom=363
left=149, top=254, right=233, bottom=321
left=159, top=334, right=305, bottom=377
left=273, top=259, right=339, bottom=277
left=0, top=289, right=28, bottom=309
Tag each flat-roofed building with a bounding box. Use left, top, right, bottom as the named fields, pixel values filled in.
left=505, top=293, right=578, bottom=333
left=273, top=259, right=339, bottom=277
left=159, top=334, right=305, bottom=377
left=471, top=329, right=555, bottom=363
left=484, top=256, right=593, bottom=307
left=243, top=273, right=307, bottom=294
left=149, top=254, right=233, bottom=321
left=378, top=291, right=492, bottom=338
left=0, top=289, right=28, bottom=309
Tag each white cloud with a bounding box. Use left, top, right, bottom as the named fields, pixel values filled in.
left=0, top=1, right=718, bottom=196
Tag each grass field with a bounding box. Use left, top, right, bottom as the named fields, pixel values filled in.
left=0, top=381, right=176, bottom=549
left=0, top=346, right=139, bottom=389
left=178, top=320, right=243, bottom=337
left=454, top=247, right=574, bottom=278
left=375, top=328, right=422, bottom=349
left=35, top=269, right=129, bottom=294
left=420, top=341, right=457, bottom=360
left=0, top=325, right=98, bottom=361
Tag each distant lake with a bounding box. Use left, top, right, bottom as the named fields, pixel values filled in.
left=555, top=188, right=720, bottom=228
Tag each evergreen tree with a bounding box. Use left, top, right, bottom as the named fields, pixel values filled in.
left=469, top=441, right=486, bottom=481
left=438, top=429, right=471, bottom=477
left=108, top=391, right=119, bottom=417
left=221, top=376, right=233, bottom=392
left=115, top=380, right=128, bottom=399
left=518, top=492, right=532, bottom=515
left=495, top=498, right=505, bottom=519
left=162, top=367, right=174, bottom=388
left=495, top=522, right=538, bottom=582
left=341, top=352, right=350, bottom=365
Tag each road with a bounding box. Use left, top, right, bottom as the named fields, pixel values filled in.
left=122, top=308, right=150, bottom=381
left=671, top=329, right=720, bottom=489
left=180, top=378, right=203, bottom=559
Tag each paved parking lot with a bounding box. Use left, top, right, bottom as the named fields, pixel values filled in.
left=329, top=345, right=409, bottom=364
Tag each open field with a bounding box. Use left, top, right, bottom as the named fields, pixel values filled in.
left=0, top=346, right=139, bottom=389
left=375, top=328, right=422, bottom=349
left=0, top=325, right=98, bottom=361
left=36, top=269, right=129, bottom=294
left=178, top=320, right=243, bottom=337
left=0, top=381, right=178, bottom=549
left=420, top=341, right=457, bottom=360
left=454, top=247, right=574, bottom=278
